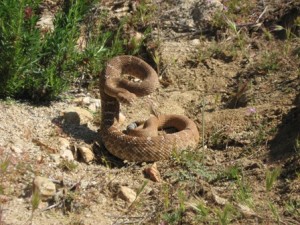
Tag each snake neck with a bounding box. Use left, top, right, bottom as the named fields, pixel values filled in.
left=100, top=88, right=120, bottom=129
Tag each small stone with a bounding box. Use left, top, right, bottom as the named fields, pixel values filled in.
left=118, top=186, right=136, bottom=203
left=212, top=192, right=227, bottom=205
left=73, top=97, right=83, bottom=104
left=33, top=176, right=56, bottom=201
left=82, top=96, right=90, bottom=105
left=191, top=39, right=200, bottom=46
left=236, top=203, right=257, bottom=218
left=144, top=163, right=161, bottom=182
left=10, top=145, right=23, bottom=154
left=49, top=154, right=61, bottom=164
left=92, top=99, right=101, bottom=108
left=88, top=103, right=97, bottom=112
left=58, top=137, right=70, bottom=150
left=78, top=146, right=95, bottom=163
left=63, top=107, right=93, bottom=125
left=60, top=149, right=74, bottom=161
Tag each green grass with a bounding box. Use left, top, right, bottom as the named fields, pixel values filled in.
left=0, top=0, right=149, bottom=102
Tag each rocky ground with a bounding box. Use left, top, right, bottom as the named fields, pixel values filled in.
left=0, top=0, right=299, bottom=224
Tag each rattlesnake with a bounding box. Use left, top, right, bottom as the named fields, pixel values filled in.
left=100, top=55, right=199, bottom=162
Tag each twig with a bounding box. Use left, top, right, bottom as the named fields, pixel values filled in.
left=41, top=202, right=62, bottom=212
left=256, top=6, right=269, bottom=23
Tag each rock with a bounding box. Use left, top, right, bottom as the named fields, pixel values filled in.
left=235, top=203, right=257, bottom=218
left=33, top=176, right=56, bottom=201
left=192, top=0, right=224, bottom=28
left=58, top=137, right=70, bottom=151
left=191, top=39, right=201, bottom=46
left=82, top=96, right=91, bottom=105
left=60, top=149, right=74, bottom=161
left=118, top=186, right=136, bottom=203
left=212, top=191, right=228, bottom=205
left=91, top=98, right=101, bottom=108
left=49, top=154, right=61, bottom=164
left=63, top=107, right=93, bottom=125
left=88, top=103, right=97, bottom=112
left=143, top=163, right=161, bottom=182
left=78, top=146, right=95, bottom=163
left=10, top=145, right=23, bottom=154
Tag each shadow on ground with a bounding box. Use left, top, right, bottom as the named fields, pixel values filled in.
left=51, top=114, right=125, bottom=167
left=269, top=93, right=300, bottom=160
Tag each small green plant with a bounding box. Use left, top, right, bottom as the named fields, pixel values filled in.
left=59, top=159, right=78, bottom=171
left=30, top=189, right=41, bottom=223
left=215, top=204, right=234, bottom=225
left=258, top=51, right=281, bottom=72
left=284, top=200, right=300, bottom=217
left=189, top=198, right=210, bottom=222
left=0, top=157, right=10, bottom=195
left=266, top=167, right=281, bottom=192
left=268, top=202, right=280, bottom=224
left=234, top=177, right=253, bottom=206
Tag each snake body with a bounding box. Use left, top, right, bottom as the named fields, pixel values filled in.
left=100, top=55, right=199, bottom=162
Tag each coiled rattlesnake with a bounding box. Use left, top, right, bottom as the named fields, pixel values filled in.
left=100, top=55, right=199, bottom=162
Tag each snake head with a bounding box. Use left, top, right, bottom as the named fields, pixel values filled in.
left=116, top=91, right=136, bottom=104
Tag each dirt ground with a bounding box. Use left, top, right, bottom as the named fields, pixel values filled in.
left=1, top=0, right=299, bottom=225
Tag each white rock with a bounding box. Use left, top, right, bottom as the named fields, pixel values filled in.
left=49, top=154, right=61, bottom=164
left=88, top=103, right=97, bottom=112
left=33, top=176, right=56, bottom=201
left=82, top=96, right=90, bottom=105
left=10, top=145, right=23, bottom=154
left=60, top=149, right=74, bottom=161
left=78, top=146, right=95, bottom=163
left=118, top=186, right=136, bottom=203
left=58, top=137, right=70, bottom=150
left=191, top=39, right=200, bottom=46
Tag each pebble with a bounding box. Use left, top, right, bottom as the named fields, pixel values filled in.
left=78, top=146, right=95, bottom=163
left=10, top=145, right=23, bottom=154
left=118, top=186, right=136, bottom=203
left=58, top=137, right=70, bottom=151
left=60, top=149, right=74, bottom=161
left=33, top=176, right=56, bottom=201
left=190, top=39, right=200, bottom=46
left=63, top=107, right=93, bottom=125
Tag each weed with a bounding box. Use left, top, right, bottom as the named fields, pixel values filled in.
left=215, top=204, right=235, bottom=225
left=234, top=177, right=253, bottom=206
left=258, top=51, right=281, bottom=72
left=266, top=167, right=281, bottom=192
left=268, top=202, right=281, bottom=224
left=30, top=189, right=41, bottom=223
left=59, top=159, right=78, bottom=172
left=161, top=190, right=186, bottom=224
left=284, top=200, right=300, bottom=218
left=189, top=198, right=210, bottom=223
left=171, top=150, right=215, bottom=182
left=0, top=157, right=10, bottom=195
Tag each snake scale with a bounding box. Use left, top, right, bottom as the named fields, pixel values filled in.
left=100, top=55, right=199, bottom=162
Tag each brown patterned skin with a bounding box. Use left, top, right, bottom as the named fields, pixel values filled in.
left=100, top=55, right=199, bottom=162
